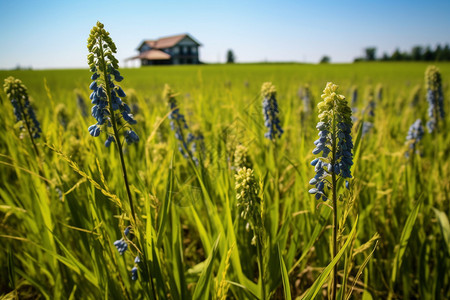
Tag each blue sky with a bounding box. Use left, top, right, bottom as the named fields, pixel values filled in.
left=0, top=0, right=449, bottom=69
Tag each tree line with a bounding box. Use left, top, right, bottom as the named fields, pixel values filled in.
left=355, top=44, right=450, bottom=62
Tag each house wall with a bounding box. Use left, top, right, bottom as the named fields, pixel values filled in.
left=138, top=35, right=201, bottom=66
left=141, top=59, right=172, bottom=66
left=171, top=37, right=200, bottom=65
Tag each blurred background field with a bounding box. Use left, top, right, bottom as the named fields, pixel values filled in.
left=1, top=62, right=449, bottom=299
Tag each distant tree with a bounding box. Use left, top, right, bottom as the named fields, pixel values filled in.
left=365, top=47, right=377, bottom=61
left=423, top=46, right=434, bottom=61
left=355, top=44, right=450, bottom=62
left=391, top=48, right=403, bottom=61
left=435, top=44, right=443, bottom=61
left=226, top=49, right=235, bottom=64
left=443, top=44, right=450, bottom=60
left=381, top=53, right=390, bottom=61
left=402, top=51, right=412, bottom=61
left=411, top=46, right=423, bottom=61
left=319, top=55, right=330, bottom=64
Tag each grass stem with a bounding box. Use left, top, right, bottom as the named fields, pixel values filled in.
left=99, top=38, right=136, bottom=224
left=331, top=110, right=338, bottom=300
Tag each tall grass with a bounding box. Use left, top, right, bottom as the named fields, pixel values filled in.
left=0, top=62, right=449, bottom=299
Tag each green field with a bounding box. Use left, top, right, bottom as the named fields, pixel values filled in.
left=1, top=62, right=449, bottom=299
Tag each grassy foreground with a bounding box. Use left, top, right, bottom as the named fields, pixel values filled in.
left=1, top=62, right=449, bottom=299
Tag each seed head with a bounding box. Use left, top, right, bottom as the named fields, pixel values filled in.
left=425, top=66, right=442, bottom=92
left=235, top=167, right=262, bottom=235
left=233, top=144, right=252, bottom=171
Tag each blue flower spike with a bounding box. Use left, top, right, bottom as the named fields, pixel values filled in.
left=130, top=256, right=140, bottom=281
left=164, top=84, right=203, bottom=163
left=113, top=239, right=128, bottom=255
left=425, top=66, right=445, bottom=133
left=261, top=82, right=283, bottom=141
left=86, top=21, right=139, bottom=146
left=309, top=82, right=353, bottom=201
left=405, top=119, right=424, bottom=157
left=113, top=226, right=131, bottom=255
left=131, top=267, right=138, bottom=281
left=4, top=77, right=42, bottom=140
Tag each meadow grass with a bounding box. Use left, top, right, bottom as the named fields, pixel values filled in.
left=0, top=62, right=449, bottom=299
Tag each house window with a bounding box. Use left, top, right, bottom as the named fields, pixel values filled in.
left=183, top=46, right=188, bottom=54
left=173, top=47, right=179, bottom=54
left=192, top=47, right=197, bottom=54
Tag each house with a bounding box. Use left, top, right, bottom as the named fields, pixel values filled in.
left=128, top=34, right=201, bottom=66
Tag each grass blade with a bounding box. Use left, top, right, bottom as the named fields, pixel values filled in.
left=156, top=155, right=174, bottom=247
left=278, top=243, right=292, bottom=300
left=192, top=234, right=221, bottom=300
left=7, top=245, right=16, bottom=289
left=432, top=207, right=450, bottom=256
left=289, top=206, right=331, bottom=274
left=346, top=241, right=378, bottom=300
left=302, top=215, right=359, bottom=300
left=390, top=198, right=422, bottom=284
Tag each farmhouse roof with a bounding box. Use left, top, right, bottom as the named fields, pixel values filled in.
left=138, top=33, right=201, bottom=50
left=132, top=49, right=171, bottom=60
